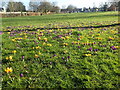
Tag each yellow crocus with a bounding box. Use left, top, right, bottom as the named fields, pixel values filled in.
left=38, top=52, right=42, bottom=55
left=12, top=50, right=16, bottom=53
left=85, top=54, right=92, bottom=56
left=9, top=56, right=13, bottom=60
left=12, top=39, right=16, bottom=42
left=36, top=46, right=41, bottom=49
left=42, top=42, right=46, bottom=45
left=5, top=67, right=13, bottom=73
left=66, top=36, right=70, bottom=39
left=35, top=54, right=39, bottom=58
left=6, top=57, right=9, bottom=60
left=61, top=37, right=65, bottom=40
left=43, top=38, right=47, bottom=41
left=47, top=44, right=52, bottom=46
left=63, top=43, right=68, bottom=46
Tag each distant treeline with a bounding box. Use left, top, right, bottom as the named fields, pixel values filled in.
left=0, top=1, right=119, bottom=13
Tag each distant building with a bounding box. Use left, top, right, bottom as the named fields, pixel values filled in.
left=74, top=8, right=82, bottom=12
left=60, top=6, right=117, bottom=13
left=83, top=8, right=90, bottom=12
left=108, top=4, right=118, bottom=11
left=60, top=9, right=69, bottom=13
left=61, top=8, right=82, bottom=13
left=0, top=8, right=4, bottom=12
left=0, top=7, right=6, bottom=12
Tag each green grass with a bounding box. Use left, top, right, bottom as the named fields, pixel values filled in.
left=2, top=11, right=120, bottom=88
left=2, top=11, right=118, bottom=27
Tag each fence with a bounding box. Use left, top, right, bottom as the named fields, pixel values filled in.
left=0, top=12, right=43, bottom=17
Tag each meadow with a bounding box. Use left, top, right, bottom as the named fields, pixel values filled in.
left=1, top=11, right=120, bottom=88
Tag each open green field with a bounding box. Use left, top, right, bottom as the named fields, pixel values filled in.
left=2, top=11, right=120, bottom=88
left=2, top=11, right=118, bottom=27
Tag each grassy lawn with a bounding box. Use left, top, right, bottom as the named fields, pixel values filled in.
left=2, top=11, right=118, bottom=27
left=1, top=11, right=120, bottom=88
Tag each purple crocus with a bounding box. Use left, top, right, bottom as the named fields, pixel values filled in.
left=92, top=42, right=96, bottom=45
left=22, top=56, right=25, bottom=59
left=58, top=35, right=62, bottom=38
left=87, top=47, right=92, bottom=51
left=53, top=54, right=56, bottom=57
left=78, top=46, right=80, bottom=48
left=110, top=46, right=116, bottom=50
left=88, top=43, right=90, bottom=45
left=20, top=73, right=24, bottom=77
left=50, top=62, right=52, bottom=64
left=62, top=57, right=65, bottom=60
left=94, top=49, right=98, bottom=52
left=67, top=56, right=70, bottom=59
left=0, top=31, right=3, bottom=35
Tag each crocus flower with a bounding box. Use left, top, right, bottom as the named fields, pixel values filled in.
left=78, top=46, right=80, bottom=48
left=9, top=56, right=13, bottom=60
left=35, top=54, right=39, bottom=58
left=38, top=37, right=41, bottom=40
left=87, top=47, right=92, bottom=51
left=53, top=54, right=56, bottom=57
left=20, top=73, right=24, bottom=77
left=62, top=57, right=65, bottom=60
left=0, top=31, right=3, bottom=35
left=5, top=67, right=13, bottom=73
left=84, top=54, right=92, bottom=56
left=63, top=43, right=68, bottom=46
left=94, top=49, right=98, bottom=52
left=22, top=56, right=24, bottom=59
left=12, top=50, right=16, bottom=54
left=43, top=38, right=47, bottom=42
left=50, top=62, right=52, bottom=64
left=110, top=46, right=116, bottom=50
left=47, top=44, right=52, bottom=46
left=67, top=56, right=70, bottom=59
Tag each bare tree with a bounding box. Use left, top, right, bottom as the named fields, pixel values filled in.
left=107, top=0, right=119, bottom=11
left=37, top=1, right=53, bottom=13
left=51, top=2, right=60, bottom=13
left=0, top=0, right=9, bottom=7
left=6, top=1, right=26, bottom=12
left=29, top=0, right=40, bottom=12
left=51, top=6, right=60, bottom=13
left=6, top=0, right=15, bottom=12
left=67, top=5, right=76, bottom=13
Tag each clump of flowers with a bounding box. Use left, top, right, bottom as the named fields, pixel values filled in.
left=65, top=36, right=70, bottom=39
left=63, top=43, right=68, bottom=46
left=38, top=52, right=42, bottom=55
left=6, top=56, right=13, bottom=60
left=110, top=46, right=119, bottom=50
left=36, top=46, right=41, bottom=49
left=84, top=54, right=92, bottom=56
left=47, top=43, right=52, bottom=46
left=12, top=50, right=17, bottom=54
left=5, top=67, right=13, bottom=73
left=61, top=37, right=65, bottom=40
left=109, top=37, right=114, bottom=40
left=38, top=37, right=41, bottom=40
left=43, top=38, right=47, bottom=42
left=12, top=39, right=16, bottom=42
left=87, top=47, right=92, bottom=51
left=42, top=42, right=46, bottom=45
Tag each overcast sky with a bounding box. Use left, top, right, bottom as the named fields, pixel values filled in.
left=3, top=0, right=110, bottom=9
